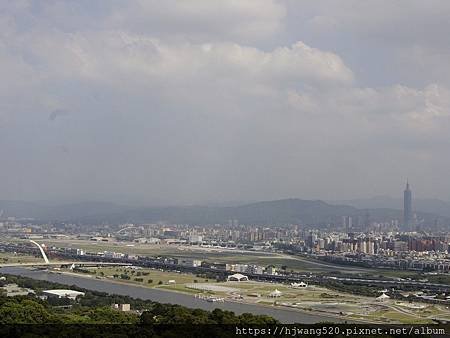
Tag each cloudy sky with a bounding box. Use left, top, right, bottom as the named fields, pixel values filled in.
left=1, top=0, right=450, bottom=205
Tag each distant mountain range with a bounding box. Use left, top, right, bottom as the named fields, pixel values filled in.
left=1, top=198, right=450, bottom=227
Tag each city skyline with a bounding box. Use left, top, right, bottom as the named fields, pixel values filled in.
left=2, top=1, right=450, bottom=331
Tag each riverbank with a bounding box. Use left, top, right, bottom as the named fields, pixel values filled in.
left=0, top=266, right=347, bottom=324
left=56, top=269, right=357, bottom=323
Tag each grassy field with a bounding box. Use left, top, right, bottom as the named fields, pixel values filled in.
left=4, top=238, right=436, bottom=280
left=3, top=237, right=448, bottom=324
left=64, top=265, right=450, bottom=324
left=10, top=238, right=275, bottom=259
left=10, top=238, right=373, bottom=274
left=368, top=310, right=429, bottom=324
left=158, top=284, right=204, bottom=294
left=0, top=252, right=47, bottom=264
left=81, top=266, right=208, bottom=286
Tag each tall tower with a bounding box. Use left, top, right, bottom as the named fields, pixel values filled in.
left=403, top=180, right=412, bottom=230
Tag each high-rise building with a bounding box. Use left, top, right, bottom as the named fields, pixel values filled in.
left=363, top=210, right=370, bottom=232
left=403, top=180, right=413, bottom=230
left=342, top=216, right=352, bottom=232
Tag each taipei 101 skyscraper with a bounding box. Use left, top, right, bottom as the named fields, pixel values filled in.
left=403, top=180, right=412, bottom=230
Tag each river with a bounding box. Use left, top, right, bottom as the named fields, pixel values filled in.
left=0, top=266, right=346, bottom=324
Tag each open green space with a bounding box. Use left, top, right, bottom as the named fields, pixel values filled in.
left=64, top=265, right=450, bottom=324
left=0, top=252, right=47, bottom=264
left=11, top=238, right=371, bottom=274
left=82, top=266, right=206, bottom=286
left=4, top=238, right=442, bottom=281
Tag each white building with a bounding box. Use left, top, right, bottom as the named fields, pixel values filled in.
left=376, top=293, right=390, bottom=302
left=227, top=273, right=249, bottom=282
left=367, top=241, right=375, bottom=255
left=189, top=235, right=203, bottom=243
left=112, top=304, right=131, bottom=312
left=43, top=289, right=85, bottom=300
left=146, top=237, right=161, bottom=244
left=179, top=259, right=202, bottom=267
left=226, top=264, right=248, bottom=272
left=234, top=264, right=248, bottom=273
left=246, top=265, right=264, bottom=275
left=103, top=251, right=124, bottom=259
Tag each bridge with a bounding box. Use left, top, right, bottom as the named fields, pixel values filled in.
left=116, top=225, right=141, bottom=235
left=0, top=240, right=128, bottom=269
left=29, top=239, right=49, bottom=264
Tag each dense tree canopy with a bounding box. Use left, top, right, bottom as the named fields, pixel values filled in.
left=0, top=274, right=279, bottom=325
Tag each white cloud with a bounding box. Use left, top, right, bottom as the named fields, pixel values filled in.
left=288, top=84, right=450, bottom=131
left=0, top=25, right=354, bottom=117
left=291, top=1, right=450, bottom=87
left=1, top=1, right=450, bottom=202
left=302, top=1, right=450, bottom=45
left=86, top=35, right=353, bottom=87
left=108, top=0, right=286, bottom=42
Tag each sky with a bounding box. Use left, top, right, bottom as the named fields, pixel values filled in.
left=1, top=0, right=450, bottom=205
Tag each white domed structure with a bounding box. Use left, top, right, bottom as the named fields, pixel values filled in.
left=227, top=273, right=249, bottom=282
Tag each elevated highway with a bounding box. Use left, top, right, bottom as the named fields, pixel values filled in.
left=3, top=241, right=450, bottom=295
left=0, top=240, right=129, bottom=269
left=0, top=261, right=129, bottom=268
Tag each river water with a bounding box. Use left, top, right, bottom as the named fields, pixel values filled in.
left=0, top=266, right=346, bottom=324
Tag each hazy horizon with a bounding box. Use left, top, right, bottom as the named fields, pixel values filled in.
left=2, top=1, right=450, bottom=205
left=1, top=193, right=450, bottom=209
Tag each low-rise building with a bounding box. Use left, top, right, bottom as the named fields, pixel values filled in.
left=266, top=266, right=277, bottom=275
left=2, top=284, right=34, bottom=297
left=112, top=304, right=131, bottom=312
left=178, top=259, right=202, bottom=267
left=42, top=289, right=85, bottom=300
left=188, top=235, right=203, bottom=243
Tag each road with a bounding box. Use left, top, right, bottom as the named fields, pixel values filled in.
left=276, top=253, right=372, bottom=273
left=0, top=266, right=348, bottom=324
left=0, top=261, right=129, bottom=268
